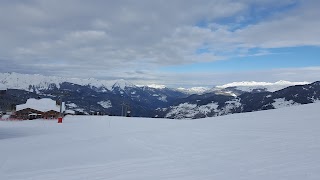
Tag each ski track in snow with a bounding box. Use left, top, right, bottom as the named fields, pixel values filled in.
left=1, top=103, right=320, bottom=180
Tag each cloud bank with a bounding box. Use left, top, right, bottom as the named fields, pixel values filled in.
left=0, top=0, right=319, bottom=85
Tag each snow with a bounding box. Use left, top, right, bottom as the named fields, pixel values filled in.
left=223, top=91, right=237, bottom=97
left=0, top=73, right=311, bottom=96
left=0, top=72, right=64, bottom=91
left=0, top=72, right=131, bottom=92
left=74, top=108, right=85, bottom=113
left=136, top=84, right=166, bottom=89
left=166, top=102, right=219, bottom=119
left=1, top=115, right=10, bottom=119
left=176, top=87, right=210, bottom=94
left=158, top=95, right=167, bottom=102
left=1, top=103, right=320, bottom=179
left=198, top=102, right=219, bottom=114
left=166, top=99, right=243, bottom=119
left=64, top=110, right=75, bottom=114
left=166, top=103, right=198, bottom=119
left=310, top=97, right=320, bottom=103
left=272, top=98, right=300, bottom=108
left=216, top=80, right=310, bottom=92
left=97, top=100, right=112, bottom=109
left=66, top=103, right=78, bottom=108
left=218, top=98, right=242, bottom=115
left=146, top=84, right=166, bottom=89
left=112, top=79, right=136, bottom=90
left=0, top=83, right=6, bottom=90
left=16, top=98, right=66, bottom=112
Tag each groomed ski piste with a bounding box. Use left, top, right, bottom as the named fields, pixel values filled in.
left=1, top=103, right=320, bottom=180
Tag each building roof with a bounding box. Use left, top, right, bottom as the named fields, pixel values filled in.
left=16, top=98, right=65, bottom=112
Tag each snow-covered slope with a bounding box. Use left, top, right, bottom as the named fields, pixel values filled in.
left=1, top=103, right=320, bottom=180
left=216, top=80, right=309, bottom=92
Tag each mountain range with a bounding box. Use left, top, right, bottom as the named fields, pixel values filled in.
left=160, top=81, right=320, bottom=119
left=0, top=72, right=318, bottom=119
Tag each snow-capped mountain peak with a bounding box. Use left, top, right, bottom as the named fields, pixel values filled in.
left=0, top=72, right=65, bottom=91
left=176, top=87, right=210, bottom=94
left=146, top=84, right=166, bottom=89
left=216, top=80, right=310, bottom=92
left=112, top=79, right=136, bottom=90
left=0, top=72, right=140, bottom=92
left=0, top=83, right=6, bottom=90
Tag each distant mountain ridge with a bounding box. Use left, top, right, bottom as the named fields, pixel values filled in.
left=1, top=72, right=319, bottom=119
left=215, top=80, right=309, bottom=92
left=0, top=72, right=308, bottom=95
left=0, top=73, right=189, bottom=117
left=0, top=72, right=119, bottom=91
left=159, top=81, right=320, bottom=119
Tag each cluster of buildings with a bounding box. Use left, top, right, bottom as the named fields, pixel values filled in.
left=1, top=98, right=68, bottom=120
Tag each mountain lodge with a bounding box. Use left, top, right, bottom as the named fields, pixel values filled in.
left=14, top=98, right=65, bottom=120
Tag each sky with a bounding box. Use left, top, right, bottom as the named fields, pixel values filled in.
left=0, top=0, right=319, bottom=87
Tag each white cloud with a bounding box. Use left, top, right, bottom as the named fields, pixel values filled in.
left=0, top=0, right=319, bottom=83
left=131, top=66, right=320, bottom=88
left=235, top=1, right=320, bottom=48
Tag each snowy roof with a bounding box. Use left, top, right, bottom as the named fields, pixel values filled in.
left=16, top=98, right=66, bottom=112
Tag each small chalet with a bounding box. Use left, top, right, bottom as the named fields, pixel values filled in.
left=15, top=98, right=65, bottom=120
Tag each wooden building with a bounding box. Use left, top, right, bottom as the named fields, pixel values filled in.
left=14, top=98, right=65, bottom=120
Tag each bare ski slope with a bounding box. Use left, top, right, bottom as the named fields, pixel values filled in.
left=1, top=103, right=320, bottom=180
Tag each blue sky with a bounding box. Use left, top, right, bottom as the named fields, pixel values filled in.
left=0, top=0, right=319, bottom=87
left=163, top=46, right=320, bottom=73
